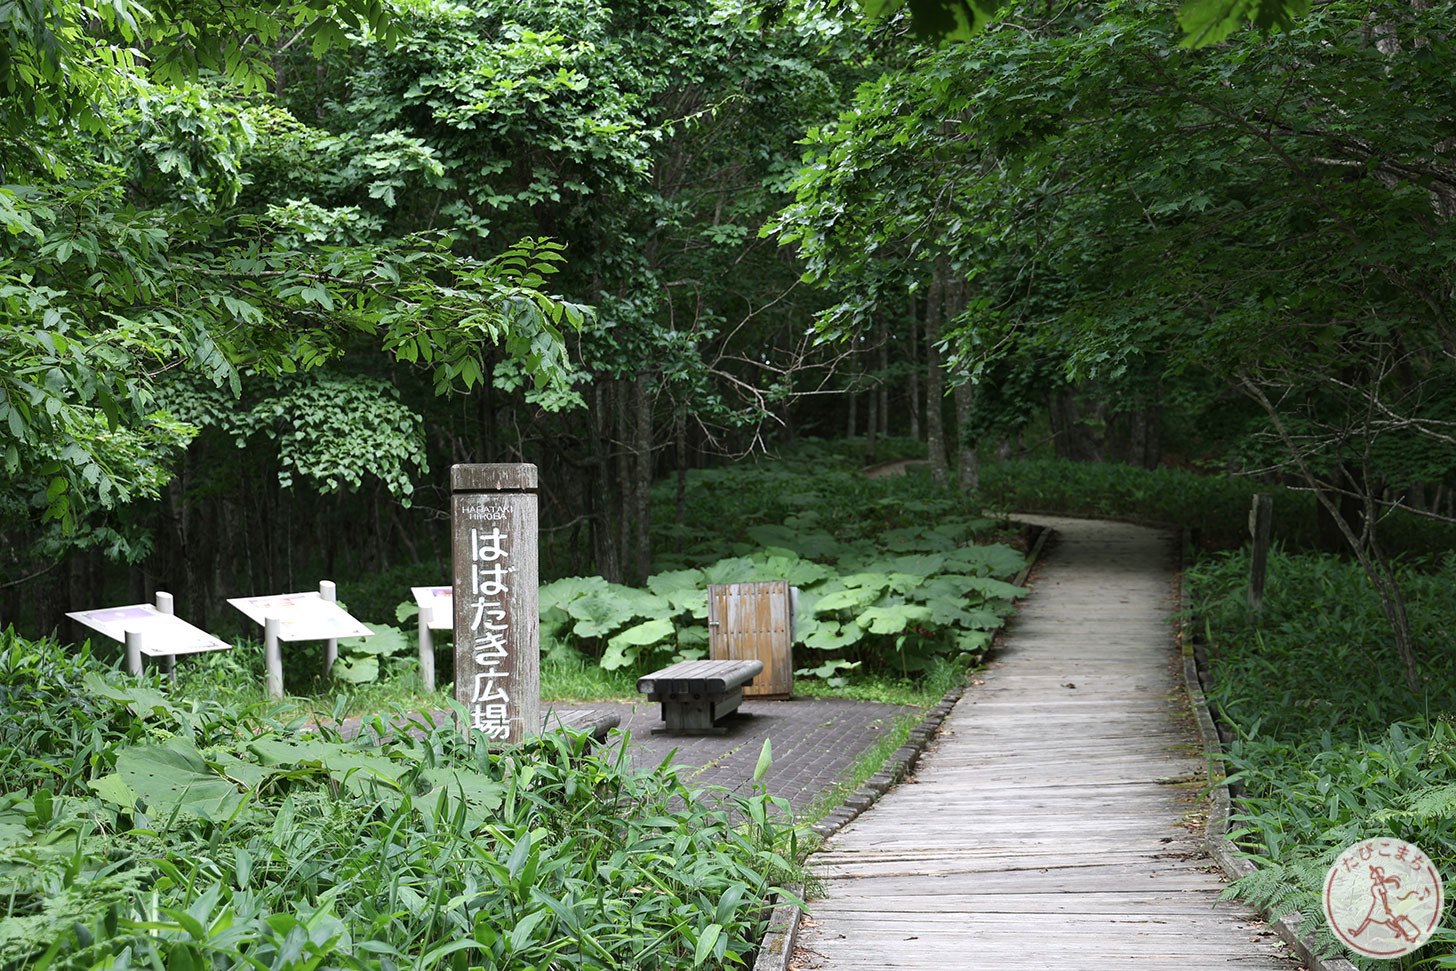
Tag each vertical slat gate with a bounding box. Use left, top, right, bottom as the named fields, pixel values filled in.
left=707, top=580, right=792, bottom=699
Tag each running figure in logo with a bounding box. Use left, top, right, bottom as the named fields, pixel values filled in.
left=1324, top=838, right=1444, bottom=959
left=1346, top=865, right=1428, bottom=943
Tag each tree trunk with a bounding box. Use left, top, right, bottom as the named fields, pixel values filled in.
left=925, top=272, right=949, bottom=485
left=907, top=293, right=921, bottom=441
left=614, top=380, right=632, bottom=574
left=630, top=371, right=654, bottom=585
left=866, top=349, right=879, bottom=460
left=590, top=381, right=623, bottom=583
left=675, top=407, right=688, bottom=539
left=1048, top=389, right=1103, bottom=462
left=876, top=317, right=890, bottom=439
left=954, top=379, right=979, bottom=492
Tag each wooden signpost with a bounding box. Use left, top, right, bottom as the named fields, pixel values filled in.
left=452, top=464, right=540, bottom=744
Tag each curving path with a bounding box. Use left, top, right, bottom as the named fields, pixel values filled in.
left=790, top=516, right=1301, bottom=970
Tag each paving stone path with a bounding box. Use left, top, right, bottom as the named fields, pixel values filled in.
left=570, top=698, right=910, bottom=811
left=791, top=516, right=1302, bottom=970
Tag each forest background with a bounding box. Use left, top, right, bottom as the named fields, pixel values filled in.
left=6, top=0, right=1456, bottom=965
left=3, top=0, right=1456, bottom=686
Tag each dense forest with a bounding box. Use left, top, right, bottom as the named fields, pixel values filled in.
left=4, top=0, right=1455, bottom=677
left=6, top=0, right=1456, bottom=967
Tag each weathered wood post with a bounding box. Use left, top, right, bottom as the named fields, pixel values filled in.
left=320, top=580, right=338, bottom=675
left=452, top=464, right=540, bottom=743
left=1248, top=492, right=1273, bottom=612
left=155, top=591, right=176, bottom=680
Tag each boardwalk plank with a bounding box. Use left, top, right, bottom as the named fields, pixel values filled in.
left=792, top=516, right=1300, bottom=970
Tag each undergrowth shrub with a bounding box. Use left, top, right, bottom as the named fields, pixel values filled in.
left=982, top=459, right=1456, bottom=555
left=1189, top=550, right=1456, bottom=968
left=518, top=440, right=1030, bottom=683
left=0, top=634, right=798, bottom=970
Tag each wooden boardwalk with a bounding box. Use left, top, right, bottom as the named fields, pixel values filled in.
left=791, top=517, right=1300, bottom=970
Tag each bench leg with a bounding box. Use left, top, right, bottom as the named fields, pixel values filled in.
left=656, top=688, right=745, bottom=735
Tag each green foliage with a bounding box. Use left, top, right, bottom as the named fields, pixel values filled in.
left=1190, top=551, right=1456, bottom=967
left=775, top=0, right=1456, bottom=581
left=533, top=441, right=1027, bottom=682
left=165, top=374, right=430, bottom=501
left=333, top=626, right=414, bottom=684
left=1, top=0, right=586, bottom=576
left=980, top=458, right=1456, bottom=556
left=0, top=633, right=799, bottom=969
left=848, top=0, right=1309, bottom=47
left=1191, top=549, right=1456, bottom=745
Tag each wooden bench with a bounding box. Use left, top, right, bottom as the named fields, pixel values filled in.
left=637, top=659, right=763, bottom=735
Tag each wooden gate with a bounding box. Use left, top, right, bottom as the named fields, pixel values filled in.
left=707, top=581, right=794, bottom=700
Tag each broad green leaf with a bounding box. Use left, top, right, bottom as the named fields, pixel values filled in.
left=748, top=550, right=835, bottom=586
left=814, top=585, right=883, bottom=613
left=942, top=545, right=1026, bottom=578
left=701, top=557, right=758, bottom=585
left=116, top=739, right=245, bottom=821
left=856, top=603, right=932, bottom=635
left=608, top=617, right=675, bottom=649
left=331, top=654, right=379, bottom=683
left=83, top=672, right=179, bottom=720
left=753, top=739, right=773, bottom=783
left=567, top=589, right=639, bottom=639
left=695, top=923, right=723, bottom=966
left=339, top=626, right=408, bottom=656
left=801, top=621, right=865, bottom=650
left=416, top=768, right=505, bottom=829
left=956, top=630, right=993, bottom=654
left=646, top=568, right=707, bottom=597
left=89, top=773, right=137, bottom=809
left=796, top=658, right=861, bottom=680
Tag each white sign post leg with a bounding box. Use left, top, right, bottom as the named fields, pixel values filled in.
left=265, top=616, right=283, bottom=699
left=124, top=629, right=143, bottom=676
left=155, top=591, right=176, bottom=681
left=320, top=580, right=338, bottom=676
left=418, top=609, right=435, bottom=693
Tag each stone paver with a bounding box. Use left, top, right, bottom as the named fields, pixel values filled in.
left=343, top=696, right=911, bottom=815
left=567, top=697, right=910, bottom=812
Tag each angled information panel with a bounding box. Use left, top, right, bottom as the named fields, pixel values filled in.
left=411, top=586, right=453, bottom=630
left=66, top=604, right=230, bottom=657
left=227, top=592, right=372, bottom=642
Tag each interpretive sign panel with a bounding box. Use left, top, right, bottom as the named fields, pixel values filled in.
left=67, top=604, right=230, bottom=656
left=411, top=586, right=453, bottom=630
left=227, top=592, right=371, bottom=641
left=451, top=464, right=540, bottom=744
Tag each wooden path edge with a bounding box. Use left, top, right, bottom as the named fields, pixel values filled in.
left=749, top=521, right=1055, bottom=971
left=1175, top=531, right=1357, bottom=971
